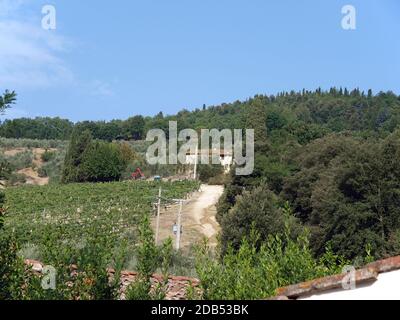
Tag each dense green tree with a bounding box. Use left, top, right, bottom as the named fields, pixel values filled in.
left=0, top=117, right=73, bottom=140
left=2, top=88, right=399, bottom=142
left=80, top=141, right=126, bottom=182
left=123, top=115, right=145, bottom=140
left=282, top=131, right=400, bottom=259
left=246, top=97, right=268, bottom=151
left=220, top=185, right=301, bottom=253
left=61, top=130, right=93, bottom=183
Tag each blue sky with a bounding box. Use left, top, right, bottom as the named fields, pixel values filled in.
left=0, top=0, right=399, bottom=122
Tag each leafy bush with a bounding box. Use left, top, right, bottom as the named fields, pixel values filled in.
left=0, top=138, right=67, bottom=149
left=23, top=220, right=125, bottom=300
left=41, top=151, right=56, bottom=162
left=283, top=131, right=400, bottom=259
left=40, top=150, right=65, bottom=183
left=7, top=151, right=33, bottom=171
left=0, top=232, right=27, bottom=300
left=80, top=141, right=126, bottom=182
left=0, top=159, right=12, bottom=180
left=62, top=130, right=127, bottom=183
left=220, top=185, right=302, bottom=254
left=195, top=230, right=349, bottom=300
left=0, top=191, right=27, bottom=300
left=37, top=167, right=48, bottom=178
left=125, top=214, right=172, bottom=300
left=117, top=142, right=138, bottom=164
left=8, top=173, right=27, bottom=185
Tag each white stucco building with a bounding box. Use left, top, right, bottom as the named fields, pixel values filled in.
left=185, top=149, right=233, bottom=174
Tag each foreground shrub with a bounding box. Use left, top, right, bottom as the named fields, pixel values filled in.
left=24, top=222, right=125, bottom=300
left=0, top=192, right=27, bottom=300
left=125, top=214, right=172, bottom=300
left=195, top=229, right=349, bottom=300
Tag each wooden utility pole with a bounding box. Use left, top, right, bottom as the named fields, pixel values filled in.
left=176, top=200, right=183, bottom=250
left=155, top=187, right=162, bottom=245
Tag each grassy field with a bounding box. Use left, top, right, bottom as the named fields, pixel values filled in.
left=4, top=180, right=199, bottom=266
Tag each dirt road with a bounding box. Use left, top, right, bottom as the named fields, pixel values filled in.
left=151, top=184, right=224, bottom=251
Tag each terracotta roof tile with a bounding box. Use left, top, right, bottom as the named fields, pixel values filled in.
left=25, top=260, right=200, bottom=300
left=274, top=255, right=400, bottom=299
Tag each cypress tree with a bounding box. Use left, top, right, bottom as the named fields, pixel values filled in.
left=61, top=129, right=93, bottom=183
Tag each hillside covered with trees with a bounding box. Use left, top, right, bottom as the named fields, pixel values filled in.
left=2, top=88, right=399, bottom=142
left=3, top=88, right=400, bottom=262
left=2, top=88, right=400, bottom=299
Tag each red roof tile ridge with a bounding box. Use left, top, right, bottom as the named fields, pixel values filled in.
left=25, top=259, right=200, bottom=283
left=274, top=255, right=400, bottom=299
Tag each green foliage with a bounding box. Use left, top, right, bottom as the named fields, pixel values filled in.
left=0, top=138, right=67, bottom=149
left=123, top=116, right=146, bottom=140
left=1, top=89, right=400, bottom=144
left=0, top=159, right=12, bottom=180
left=20, top=219, right=126, bottom=300
left=62, top=129, right=93, bottom=183
left=80, top=141, right=126, bottom=182
left=282, top=131, right=400, bottom=259
left=220, top=185, right=302, bottom=254
left=0, top=232, right=27, bottom=300
left=0, top=117, right=73, bottom=140
left=125, top=214, right=173, bottom=300
left=4, top=180, right=198, bottom=265
left=195, top=229, right=349, bottom=300
left=2, top=180, right=196, bottom=300
left=0, top=90, right=16, bottom=114
left=62, top=130, right=133, bottom=183
left=198, top=164, right=224, bottom=184
left=6, top=151, right=34, bottom=171
left=0, top=189, right=28, bottom=300
left=39, top=149, right=66, bottom=183
left=41, top=150, right=56, bottom=162
left=2, top=184, right=126, bottom=300
left=246, top=97, right=268, bottom=151
left=7, top=173, right=27, bottom=185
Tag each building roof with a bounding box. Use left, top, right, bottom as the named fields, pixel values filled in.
left=186, top=149, right=233, bottom=156
left=271, top=256, right=400, bottom=300
left=25, top=259, right=200, bottom=300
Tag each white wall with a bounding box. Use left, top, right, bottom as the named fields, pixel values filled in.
left=301, top=270, right=400, bottom=300
left=185, top=155, right=233, bottom=173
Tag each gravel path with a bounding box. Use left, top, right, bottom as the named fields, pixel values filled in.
left=151, top=184, right=224, bottom=250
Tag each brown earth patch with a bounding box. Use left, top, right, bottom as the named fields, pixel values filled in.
left=151, top=185, right=224, bottom=252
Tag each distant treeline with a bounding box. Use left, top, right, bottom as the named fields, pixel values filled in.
left=1, top=88, right=400, bottom=142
